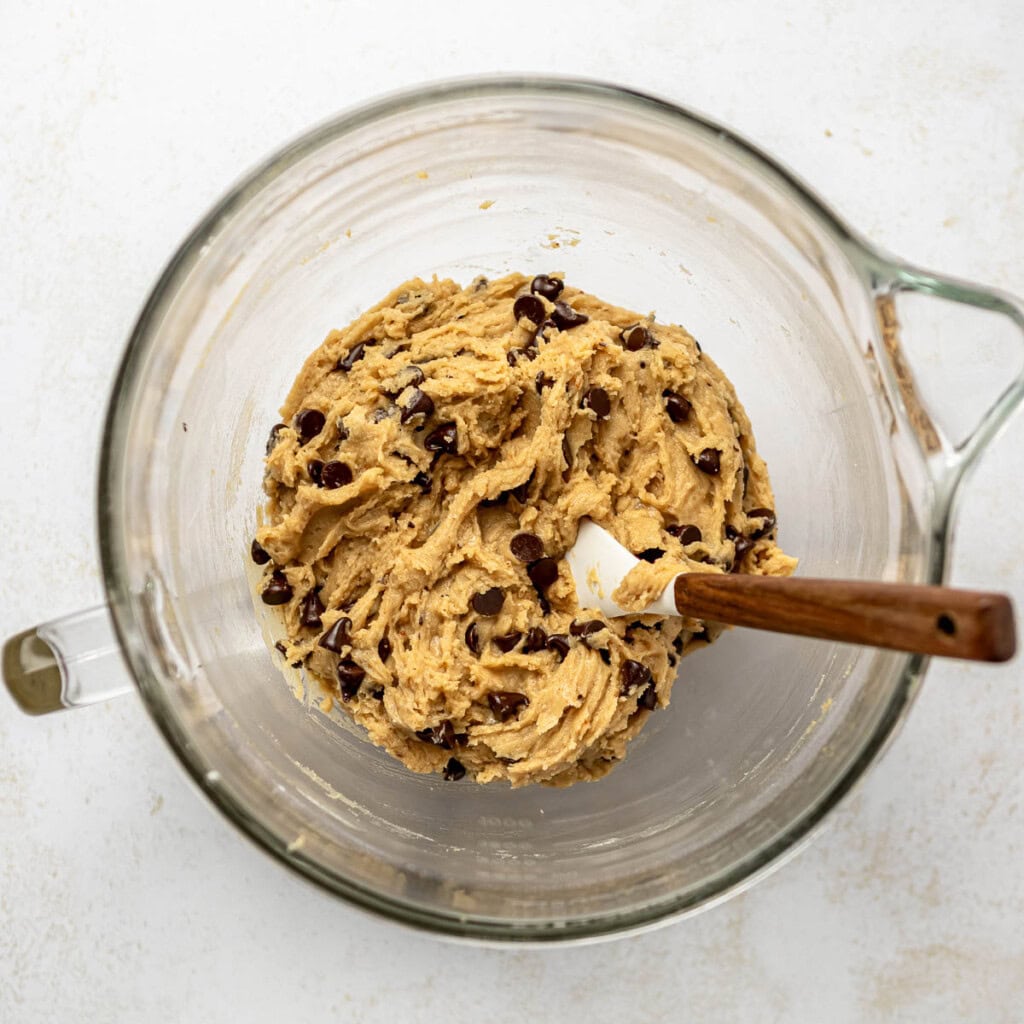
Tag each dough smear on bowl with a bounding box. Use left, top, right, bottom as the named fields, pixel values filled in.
left=252, top=273, right=796, bottom=786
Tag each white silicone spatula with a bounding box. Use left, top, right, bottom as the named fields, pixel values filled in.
left=564, top=520, right=1016, bottom=662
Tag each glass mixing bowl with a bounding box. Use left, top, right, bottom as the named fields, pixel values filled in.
left=5, top=77, right=1024, bottom=941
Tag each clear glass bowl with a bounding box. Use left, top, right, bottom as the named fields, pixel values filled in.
left=8, top=78, right=1024, bottom=941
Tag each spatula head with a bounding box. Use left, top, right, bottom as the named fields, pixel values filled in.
left=565, top=520, right=677, bottom=617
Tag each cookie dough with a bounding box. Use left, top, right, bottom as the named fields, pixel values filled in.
left=252, top=273, right=796, bottom=786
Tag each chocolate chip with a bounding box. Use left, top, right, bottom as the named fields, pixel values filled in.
left=748, top=508, right=776, bottom=539
left=474, top=276, right=489, bottom=291
left=637, top=548, right=665, bottom=563
left=251, top=539, right=271, bottom=565
left=507, top=350, right=522, bottom=366
left=493, top=631, right=522, bottom=653
left=465, top=622, right=481, bottom=655
left=261, top=570, right=293, bottom=605
left=742, top=465, right=750, bottom=492
left=663, top=390, right=691, bottom=424
left=510, top=533, right=544, bottom=562
left=337, top=422, right=350, bottom=442
left=535, top=371, right=553, bottom=393
left=581, top=386, right=611, bottom=419
left=668, top=523, right=702, bottom=545
left=424, top=422, right=458, bottom=454
left=530, top=275, right=563, bottom=300
left=443, top=757, right=466, bottom=781
left=266, top=422, right=286, bottom=454
left=527, top=557, right=559, bottom=592
left=371, top=406, right=394, bottom=423
left=570, top=619, right=603, bottom=638
left=731, top=536, right=754, bottom=571
left=337, top=342, right=367, bottom=372
left=307, top=459, right=324, bottom=485
left=337, top=659, right=365, bottom=701
left=620, top=659, right=652, bottom=694
left=725, top=524, right=740, bottom=541
left=400, top=388, right=434, bottom=424
left=637, top=681, right=658, bottom=711
left=522, top=627, right=548, bottom=652
left=399, top=365, right=424, bottom=388
left=561, top=436, right=572, bottom=481
left=471, top=587, right=505, bottom=616
left=546, top=634, right=571, bottom=661
left=417, top=720, right=456, bottom=750
left=274, top=641, right=287, bottom=655
left=378, top=633, right=391, bottom=662
left=412, top=471, right=432, bottom=493
left=620, top=324, right=654, bottom=350
left=383, top=365, right=427, bottom=399
left=695, top=448, right=721, bottom=475
left=598, top=648, right=612, bottom=666
left=488, top=691, right=530, bottom=721
left=319, top=617, right=352, bottom=653
left=551, top=301, right=589, bottom=330
left=513, top=294, right=546, bottom=325
left=299, top=589, right=325, bottom=629
left=295, top=409, right=325, bottom=443
left=371, top=687, right=385, bottom=700
left=321, top=460, right=352, bottom=489
left=533, top=318, right=557, bottom=346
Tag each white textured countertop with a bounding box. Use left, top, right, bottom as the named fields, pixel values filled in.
left=2, top=3, right=1022, bottom=1021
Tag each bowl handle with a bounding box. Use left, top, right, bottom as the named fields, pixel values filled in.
left=870, top=262, right=1024, bottom=475
left=2, top=605, right=133, bottom=715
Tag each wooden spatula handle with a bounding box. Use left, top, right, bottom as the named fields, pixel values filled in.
left=673, top=574, right=1016, bottom=663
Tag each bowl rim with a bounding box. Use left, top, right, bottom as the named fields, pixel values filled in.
left=97, top=74, right=931, bottom=942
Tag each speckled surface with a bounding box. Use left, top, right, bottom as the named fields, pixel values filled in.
left=1, top=3, right=1022, bottom=1021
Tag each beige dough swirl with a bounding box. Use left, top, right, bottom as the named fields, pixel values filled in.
left=253, top=273, right=796, bottom=786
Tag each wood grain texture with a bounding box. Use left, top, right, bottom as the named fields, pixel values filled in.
left=673, top=574, right=1017, bottom=662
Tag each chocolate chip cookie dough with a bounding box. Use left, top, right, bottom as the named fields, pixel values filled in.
left=252, top=273, right=796, bottom=786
